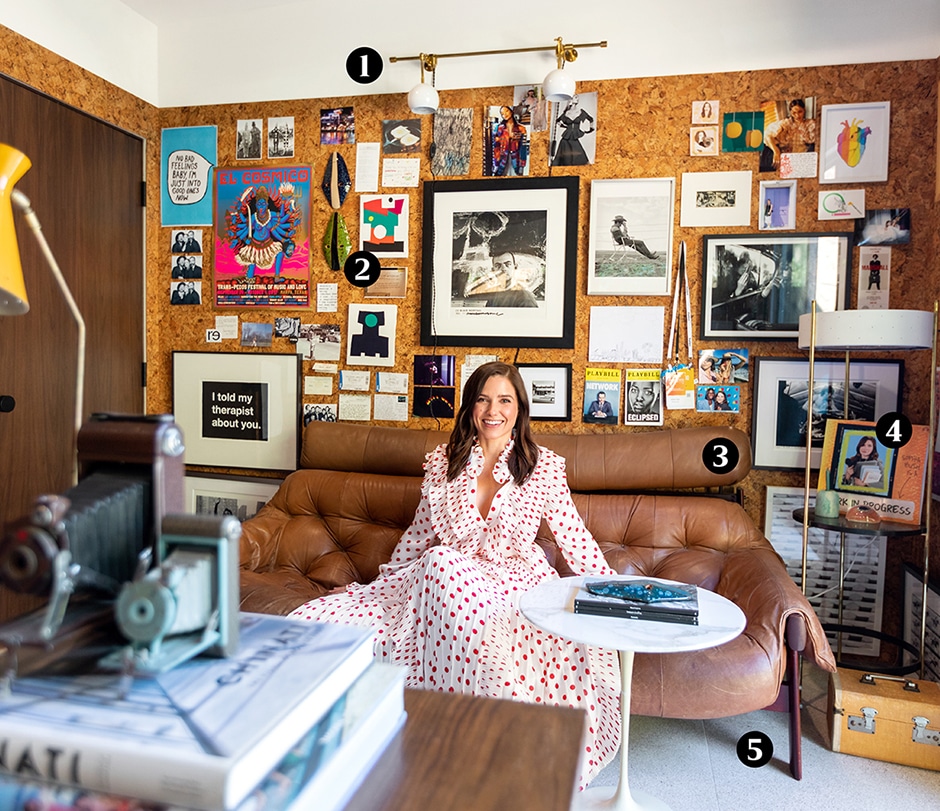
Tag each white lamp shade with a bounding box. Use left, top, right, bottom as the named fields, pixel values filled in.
left=407, top=82, right=439, bottom=115
left=542, top=68, right=575, bottom=103
left=798, top=309, right=936, bottom=351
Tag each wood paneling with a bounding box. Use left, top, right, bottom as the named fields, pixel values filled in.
left=0, top=75, right=145, bottom=620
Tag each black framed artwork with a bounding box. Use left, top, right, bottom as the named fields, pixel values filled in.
left=420, top=177, right=579, bottom=348
left=700, top=233, right=851, bottom=340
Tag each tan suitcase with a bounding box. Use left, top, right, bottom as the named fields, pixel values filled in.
left=828, top=667, right=940, bottom=771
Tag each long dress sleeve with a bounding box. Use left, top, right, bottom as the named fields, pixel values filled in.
left=541, top=451, right=615, bottom=577
left=378, top=444, right=446, bottom=574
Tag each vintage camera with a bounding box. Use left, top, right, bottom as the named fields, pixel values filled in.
left=104, top=512, right=241, bottom=675
left=0, top=413, right=185, bottom=642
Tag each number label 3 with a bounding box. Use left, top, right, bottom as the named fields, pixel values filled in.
left=702, top=438, right=740, bottom=474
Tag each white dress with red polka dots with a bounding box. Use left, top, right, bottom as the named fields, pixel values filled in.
left=287, top=441, right=621, bottom=787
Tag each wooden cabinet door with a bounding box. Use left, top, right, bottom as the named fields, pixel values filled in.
left=0, top=75, right=145, bottom=621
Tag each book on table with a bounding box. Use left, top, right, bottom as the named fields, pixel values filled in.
left=0, top=661, right=407, bottom=811
left=0, top=612, right=377, bottom=811
left=573, top=579, right=700, bottom=625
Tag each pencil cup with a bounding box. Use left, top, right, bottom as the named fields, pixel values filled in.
left=815, top=489, right=840, bottom=519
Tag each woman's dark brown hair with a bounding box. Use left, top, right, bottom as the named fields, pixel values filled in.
left=446, top=361, right=539, bottom=484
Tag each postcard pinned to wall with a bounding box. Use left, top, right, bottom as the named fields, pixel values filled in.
left=818, top=189, right=865, bottom=220
left=857, top=246, right=890, bottom=310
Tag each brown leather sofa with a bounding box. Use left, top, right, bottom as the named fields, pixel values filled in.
left=239, top=421, right=835, bottom=778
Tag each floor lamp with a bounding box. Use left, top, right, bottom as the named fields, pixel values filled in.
left=798, top=303, right=938, bottom=678
left=0, top=143, right=85, bottom=486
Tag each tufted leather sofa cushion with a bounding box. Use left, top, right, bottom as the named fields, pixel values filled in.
left=239, top=422, right=835, bottom=718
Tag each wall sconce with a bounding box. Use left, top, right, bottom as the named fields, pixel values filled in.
left=392, top=37, right=606, bottom=114
left=407, top=53, right=439, bottom=115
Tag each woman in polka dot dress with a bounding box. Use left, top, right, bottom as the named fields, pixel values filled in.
left=288, top=361, right=621, bottom=788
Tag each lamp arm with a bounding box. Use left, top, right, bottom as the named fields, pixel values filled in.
left=11, top=189, right=85, bottom=485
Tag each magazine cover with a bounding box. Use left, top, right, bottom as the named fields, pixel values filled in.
left=625, top=369, right=664, bottom=425
left=583, top=367, right=621, bottom=425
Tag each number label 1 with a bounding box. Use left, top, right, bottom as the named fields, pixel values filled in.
left=346, top=47, right=383, bottom=84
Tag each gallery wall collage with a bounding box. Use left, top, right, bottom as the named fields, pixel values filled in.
left=150, top=57, right=939, bottom=531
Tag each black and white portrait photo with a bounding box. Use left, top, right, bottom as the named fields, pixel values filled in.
left=449, top=209, right=546, bottom=310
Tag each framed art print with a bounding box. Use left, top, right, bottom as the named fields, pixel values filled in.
left=679, top=171, right=752, bottom=227
left=172, top=351, right=301, bottom=471
left=758, top=180, right=797, bottom=231
left=587, top=178, right=674, bottom=296
left=420, top=177, right=578, bottom=348
left=700, top=233, right=850, bottom=340
left=819, top=102, right=891, bottom=184
left=750, top=356, right=902, bottom=470
left=515, top=363, right=572, bottom=421
left=184, top=473, right=282, bottom=521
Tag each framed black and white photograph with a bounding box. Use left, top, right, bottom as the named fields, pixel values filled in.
left=420, top=177, right=578, bottom=348
left=587, top=178, right=674, bottom=296
left=751, top=356, right=903, bottom=470
left=679, top=170, right=752, bottom=227
left=172, top=351, right=301, bottom=471
left=819, top=101, right=891, bottom=184
left=184, top=473, right=283, bottom=521
left=515, top=363, right=572, bottom=421
left=701, top=232, right=851, bottom=340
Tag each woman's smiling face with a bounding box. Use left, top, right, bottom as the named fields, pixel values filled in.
left=472, top=375, right=518, bottom=445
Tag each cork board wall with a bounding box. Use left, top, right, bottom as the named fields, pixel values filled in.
left=152, top=60, right=940, bottom=530
left=1, top=22, right=938, bottom=542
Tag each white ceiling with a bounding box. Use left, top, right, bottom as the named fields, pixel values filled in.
left=111, top=1, right=940, bottom=106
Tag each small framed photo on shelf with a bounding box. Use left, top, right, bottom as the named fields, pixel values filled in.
left=184, top=473, right=282, bottom=521
left=515, top=363, right=572, bottom=422
left=819, top=101, right=890, bottom=184
left=700, top=232, right=851, bottom=340
left=750, top=357, right=903, bottom=470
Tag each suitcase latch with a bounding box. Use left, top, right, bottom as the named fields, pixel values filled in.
left=912, top=717, right=940, bottom=746
left=848, top=706, right=877, bottom=734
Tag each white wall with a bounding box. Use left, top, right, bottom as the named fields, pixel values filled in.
left=1, top=0, right=159, bottom=105
left=3, top=1, right=940, bottom=108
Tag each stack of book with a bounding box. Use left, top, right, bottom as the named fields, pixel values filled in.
left=0, top=612, right=406, bottom=811
left=573, top=579, right=700, bottom=625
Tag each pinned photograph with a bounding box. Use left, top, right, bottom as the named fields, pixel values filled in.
left=759, top=97, right=817, bottom=173
left=267, top=116, right=295, bottom=159
left=758, top=180, right=797, bottom=231
left=321, top=107, right=355, bottom=145
left=695, top=385, right=740, bottom=413
left=854, top=207, right=910, bottom=246
left=692, top=100, right=719, bottom=125
left=170, top=280, right=201, bottom=306
left=690, top=126, right=719, bottom=156
left=382, top=119, right=421, bottom=154
left=698, top=349, right=749, bottom=385
left=550, top=92, right=597, bottom=167
left=236, top=119, right=262, bottom=160
left=484, top=105, right=530, bottom=177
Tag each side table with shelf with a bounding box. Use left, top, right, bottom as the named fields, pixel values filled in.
left=795, top=305, right=938, bottom=680
left=793, top=506, right=923, bottom=673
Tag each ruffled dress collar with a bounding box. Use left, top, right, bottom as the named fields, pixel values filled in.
left=466, top=438, right=514, bottom=484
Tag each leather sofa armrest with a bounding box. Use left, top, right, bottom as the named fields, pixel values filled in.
left=718, top=547, right=835, bottom=673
